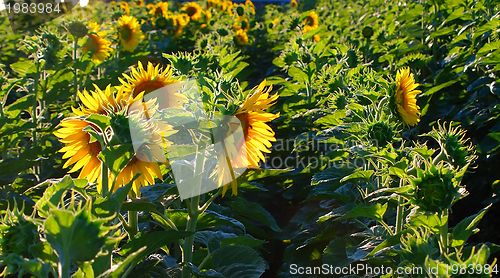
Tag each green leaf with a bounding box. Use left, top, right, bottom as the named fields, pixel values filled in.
left=288, top=66, right=309, bottom=83
left=410, top=214, right=447, bottom=233
left=97, top=246, right=147, bottom=278
left=98, top=144, right=134, bottom=177
left=211, top=245, right=267, bottom=278
left=11, top=60, right=36, bottom=77
left=220, top=236, right=266, bottom=249
left=117, top=230, right=193, bottom=257
left=140, top=182, right=177, bottom=202
left=121, top=198, right=159, bottom=212
left=321, top=203, right=388, bottom=223
left=164, top=210, right=245, bottom=231
left=450, top=205, right=491, bottom=248
left=366, top=228, right=414, bottom=257
left=84, top=114, right=111, bottom=133
left=4, top=94, right=34, bottom=118
left=227, top=197, right=281, bottom=232
left=35, top=175, right=87, bottom=217
left=340, top=170, right=374, bottom=183
left=44, top=209, right=105, bottom=265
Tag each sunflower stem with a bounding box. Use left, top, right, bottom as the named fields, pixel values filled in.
left=73, top=39, right=79, bottom=100
left=395, top=179, right=405, bottom=234
left=101, top=162, right=109, bottom=197
left=128, top=210, right=138, bottom=239
left=182, top=195, right=199, bottom=278
left=439, top=209, right=449, bottom=256
left=58, top=254, right=70, bottom=278
left=32, top=60, right=40, bottom=176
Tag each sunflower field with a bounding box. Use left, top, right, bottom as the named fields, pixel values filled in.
left=1, top=0, right=500, bottom=277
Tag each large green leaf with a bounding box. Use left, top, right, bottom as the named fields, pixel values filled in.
left=211, top=245, right=267, bottom=278
left=98, top=144, right=134, bottom=177
left=118, top=230, right=193, bottom=258
left=450, top=205, right=491, bottom=248
left=227, top=197, right=281, bottom=232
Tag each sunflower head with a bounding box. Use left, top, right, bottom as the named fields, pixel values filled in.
left=119, top=61, right=188, bottom=108
left=219, top=80, right=279, bottom=196
left=366, top=121, right=394, bottom=147
left=313, top=34, right=320, bottom=42
left=303, top=11, right=319, bottom=33
left=410, top=164, right=463, bottom=213
left=290, top=0, right=298, bottom=8
left=82, top=22, right=112, bottom=63
left=425, top=121, right=476, bottom=169
left=149, top=2, right=169, bottom=19
left=119, top=1, right=130, bottom=14
left=68, top=20, right=89, bottom=39
left=117, top=15, right=143, bottom=52
left=390, top=67, right=421, bottom=127
left=234, top=29, right=249, bottom=46
left=182, top=2, right=204, bottom=20
left=233, top=17, right=250, bottom=32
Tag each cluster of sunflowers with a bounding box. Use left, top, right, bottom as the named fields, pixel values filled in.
left=55, top=60, right=280, bottom=196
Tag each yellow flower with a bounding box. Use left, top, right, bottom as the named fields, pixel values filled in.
left=110, top=1, right=116, bottom=5
left=313, top=34, right=320, bottom=42
left=245, top=0, right=255, bottom=14
left=303, top=11, right=318, bottom=33
left=119, top=1, right=130, bottom=14
left=207, top=0, right=219, bottom=8
left=117, top=15, right=143, bottom=52
left=134, top=0, right=144, bottom=6
left=235, top=29, right=249, bottom=46
left=291, top=0, right=298, bottom=8
left=148, top=2, right=169, bottom=19
left=82, top=22, right=112, bottom=63
left=219, top=80, right=279, bottom=196
left=233, top=17, right=250, bottom=32
left=119, top=61, right=188, bottom=107
left=182, top=2, right=203, bottom=20
left=272, top=18, right=280, bottom=25
left=55, top=84, right=170, bottom=194
left=393, top=67, right=421, bottom=126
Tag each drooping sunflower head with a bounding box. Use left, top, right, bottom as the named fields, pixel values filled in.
left=234, top=29, right=249, bottom=46
left=303, top=11, right=318, bottom=33
left=148, top=2, right=169, bottom=19
left=82, top=22, right=112, bottom=63
left=117, top=15, right=143, bottom=52
left=182, top=2, right=204, bottom=20
left=119, top=61, right=188, bottom=108
left=390, top=67, right=421, bottom=127
left=219, top=80, right=279, bottom=196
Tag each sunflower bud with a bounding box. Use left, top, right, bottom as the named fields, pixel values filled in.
left=367, top=122, right=394, bottom=147
left=155, top=17, right=168, bottom=30
left=362, top=26, right=374, bottom=39
left=410, top=164, right=463, bottom=213
left=67, top=20, right=89, bottom=39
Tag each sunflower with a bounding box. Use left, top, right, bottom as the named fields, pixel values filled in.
left=119, top=61, right=188, bottom=107
left=182, top=2, right=203, bottom=20
left=119, top=1, right=130, bottom=14
left=392, top=67, right=421, bottom=126
left=117, top=15, right=143, bottom=52
left=174, top=14, right=190, bottom=36
left=134, top=0, right=144, bottom=6
left=207, top=0, right=218, bottom=8
left=148, top=2, right=169, bottom=19
left=303, top=11, right=318, bottom=33
left=234, top=29, right=249, bottom=46
left=245, top=0, right=255, bottom=14
left=218, top=80, right=279, bottom=196
left=233, top=17, right=250, bottom=32
left=313, top=34, right=320, bottom=42
left=82, top=22, right=112, bottom=63
left=290, top=0, right=298, bottom=8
